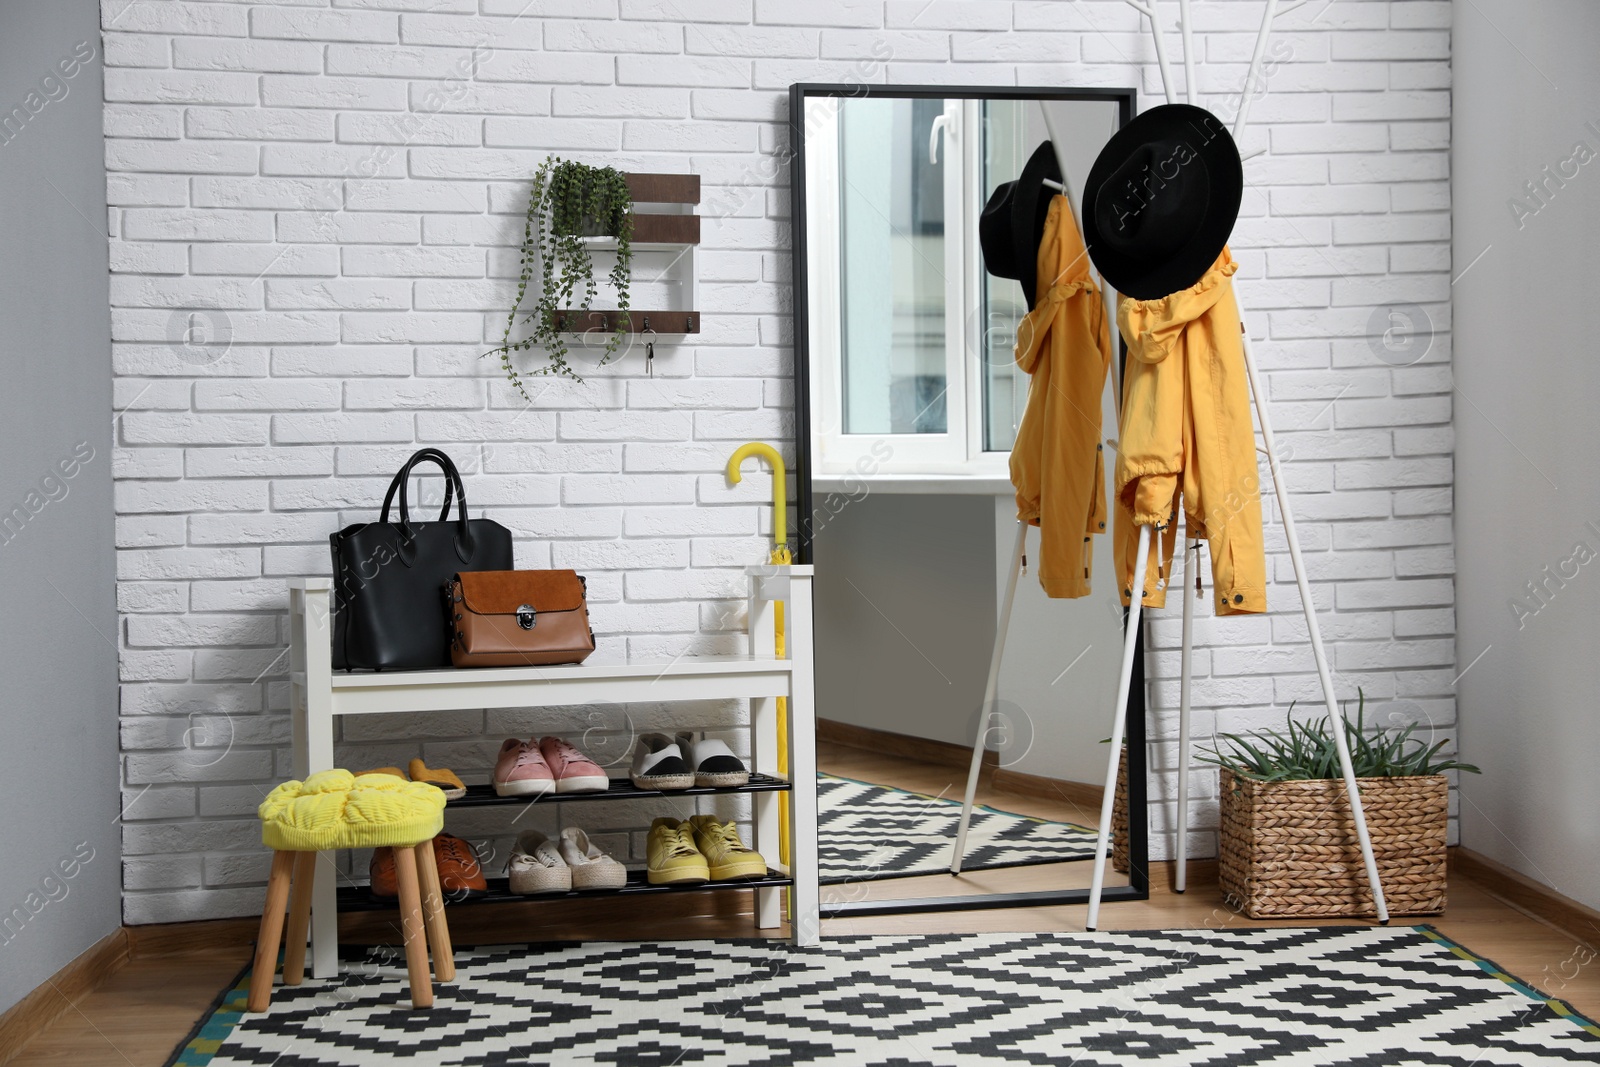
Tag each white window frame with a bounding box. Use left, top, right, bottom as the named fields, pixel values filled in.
left=805, top=97, right=1011, bottom=483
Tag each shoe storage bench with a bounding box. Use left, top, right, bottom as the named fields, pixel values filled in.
left=287, top=565, right=819, bottom=979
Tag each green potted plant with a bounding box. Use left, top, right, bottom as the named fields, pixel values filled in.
left=1198, top=691, right=1478, bottom=919
left=486, top=155, right=634, bottom=394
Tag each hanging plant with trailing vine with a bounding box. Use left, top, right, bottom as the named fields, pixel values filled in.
left=485, top=155, right=633, bottom=394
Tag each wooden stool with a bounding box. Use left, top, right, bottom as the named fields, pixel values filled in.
left=247, top=838, right=455, bottom=1011
left=249, top=770, right=456, bottom=1012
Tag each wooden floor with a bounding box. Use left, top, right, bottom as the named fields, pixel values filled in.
left=9, top=743, right=1599, bottom=1065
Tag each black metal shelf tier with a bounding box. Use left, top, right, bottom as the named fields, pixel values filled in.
left=339, top=872, right=792, bottom=911
left=444, top=773, right=790, bottom=808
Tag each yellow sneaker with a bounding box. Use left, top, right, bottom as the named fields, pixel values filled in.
left=688, top=815, right=768, bottom=881
left=646, top=818, right=708, bottom=885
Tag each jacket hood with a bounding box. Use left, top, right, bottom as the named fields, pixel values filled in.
left=1118, top=248, right=1238, bottom=365
left=1015, top=197, right=1099, bottom=376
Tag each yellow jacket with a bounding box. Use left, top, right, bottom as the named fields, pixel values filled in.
left=1113, top=248, right=1266, bottom=615
left=1009, top=196, right=1112, bottom=599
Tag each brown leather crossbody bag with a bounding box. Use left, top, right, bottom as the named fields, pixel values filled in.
left=445, top=570, right=596, bottom=668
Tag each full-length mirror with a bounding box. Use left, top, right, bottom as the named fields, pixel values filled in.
left=790, top=84, right=1147, bottom=917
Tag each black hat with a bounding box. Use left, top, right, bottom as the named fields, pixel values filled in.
left=1082, top=104, right=1242, bottom=301
left=979, top=140, right=1061, bottom=311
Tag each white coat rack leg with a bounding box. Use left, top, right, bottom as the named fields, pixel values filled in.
left=950, top=521, right=1027, bottom=874
left=1174, top=538, right=1198, bottom=892
left=1083, top=0, right=1389, bottom=927
left=1239, top=331, right=1389, bottom=921
left=1085, top=524, right=1151, bottom=931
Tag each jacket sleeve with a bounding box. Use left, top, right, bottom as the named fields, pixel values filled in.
left=1007, top=305, right=1049, bottom=527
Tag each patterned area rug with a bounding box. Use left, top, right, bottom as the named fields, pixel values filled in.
left=170, top=927, right=1600, bottom=1066
left=817, top=772, right=1098, bottom=884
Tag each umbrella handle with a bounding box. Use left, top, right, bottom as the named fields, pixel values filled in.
left=725, top=442, right=787, bottom=551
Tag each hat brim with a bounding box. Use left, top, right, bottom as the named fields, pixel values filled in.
left=1011, top=141, right=1062, bottom=309
left=1082, top=104, right=1243, bottom=301
left=979, top=180, right=1020, bottom=283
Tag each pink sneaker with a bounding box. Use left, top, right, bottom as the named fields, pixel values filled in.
left=539, top=736, right=611, bottom=794
left=493, top=738, right=555, bottom=797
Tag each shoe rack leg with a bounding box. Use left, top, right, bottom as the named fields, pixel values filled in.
left=785, top=571, right=820, bottom=947
left=747, top=575, right=783, bottom=930
left=751, top=694, right=782, bottom=929
left=294, top=583, right=341, bottom=978
left=952, top=522, right=1026, bottom=875
left=1087, top=525, right=1151, bottom=932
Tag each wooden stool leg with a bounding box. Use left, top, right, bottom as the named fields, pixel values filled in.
left=281, top=852, right=318, bottom=986
left=247, top=851, right=297, bottom=1012
left=392, top=845, right=433, bottom=1009
left=414, top=839, right=456, bottom=983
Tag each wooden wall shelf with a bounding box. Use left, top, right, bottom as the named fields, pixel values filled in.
left=627, top=212, right=700, bottom=244
left=569, top=172, right=701, bottom=343
left=624, top=172, right=700, bottom=204
left=551, top=309, right=699, bottom=334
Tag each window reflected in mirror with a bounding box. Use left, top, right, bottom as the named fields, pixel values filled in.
left=838, top=96, right=948, bottom=436
left=807, top=92, right=1118, bottom=478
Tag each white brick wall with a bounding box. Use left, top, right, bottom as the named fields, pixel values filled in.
left=105, top=0, right=1456, bottom=922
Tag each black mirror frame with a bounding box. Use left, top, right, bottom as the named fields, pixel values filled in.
left=786, top=81, right=1151, bottom=918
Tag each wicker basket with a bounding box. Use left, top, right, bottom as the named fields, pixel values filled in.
left=1111, top=746, right=1129, bottom=874
left=1218, top=768, right=1448, bottom=918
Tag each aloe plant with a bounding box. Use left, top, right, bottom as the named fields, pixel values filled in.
left=1197, top=690, right=1480, bottom=783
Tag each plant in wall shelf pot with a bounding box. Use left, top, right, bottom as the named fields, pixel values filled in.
left=486, top=155, right=633, bottom=394
left=1197, top=690, right=1479, bottom=920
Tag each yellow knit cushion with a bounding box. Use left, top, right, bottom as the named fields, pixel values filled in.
left=258, top=770, right=445, bottom=851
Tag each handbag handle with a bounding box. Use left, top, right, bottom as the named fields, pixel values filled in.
left=379, top=448, right=456, bottom=525
left=385, top=449, right=478, bottom=566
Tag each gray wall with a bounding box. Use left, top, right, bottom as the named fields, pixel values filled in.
left=993, top=497, right=1124, bottom=789
left=814, top=493, right=996, bottom=748
left=1453, top=0, right=1600, bottom=911
left=813, top=489, right=1126, bottom=790
left=0, top=1, right=120, bottom=1015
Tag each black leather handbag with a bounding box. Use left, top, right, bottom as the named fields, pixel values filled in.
left=330, top=448, right=513, bottom=670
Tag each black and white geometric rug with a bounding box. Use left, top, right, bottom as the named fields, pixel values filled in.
left=169, top=927, right=1600, bottom=1066
left=817, top=773, right=1098, bottom=884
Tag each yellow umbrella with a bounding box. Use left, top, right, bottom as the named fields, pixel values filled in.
left=725, top=443, right=791, bottom=868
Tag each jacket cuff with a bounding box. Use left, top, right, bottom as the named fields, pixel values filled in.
left=1214, top=586, right=1266, bottom=615
left=1119, top=585, right=1168, bottom=610
left=1040, top=575, right=1091, bottom=599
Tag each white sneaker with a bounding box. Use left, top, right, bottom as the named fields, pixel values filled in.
left=559, top=827, right=628, bottom=890
left=507, top=830, right=570, bottom=895
left=629, top=733, right=695, bottom=791
left=675, top=731, right=750, bottom=788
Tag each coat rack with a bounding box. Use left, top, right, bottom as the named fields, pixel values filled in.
left=948, top=0, right=1391, bottom=930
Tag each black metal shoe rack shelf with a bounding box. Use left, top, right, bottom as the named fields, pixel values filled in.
left=336, top=775, right=795, bottom=911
